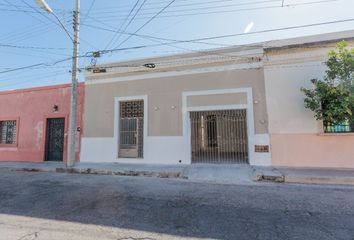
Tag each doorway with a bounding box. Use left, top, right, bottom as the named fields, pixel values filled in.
left=45, top=118, right=65, bottom=161
left=190, top=109, right=248, bottom=164
left=118, top=100, right=144, bottom=158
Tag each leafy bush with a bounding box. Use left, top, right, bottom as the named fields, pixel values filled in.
left=301, top=41, right=354, bottom=129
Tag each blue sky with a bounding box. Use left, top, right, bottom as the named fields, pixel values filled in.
left=0, top=0, right=353, bottom=90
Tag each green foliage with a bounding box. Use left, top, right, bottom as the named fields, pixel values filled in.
left=301, top=41, right=354, bottom=126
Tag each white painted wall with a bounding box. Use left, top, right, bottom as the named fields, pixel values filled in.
left=81, top=136, right=188, bottom=164
left=264, top=50, right=329, bottom=134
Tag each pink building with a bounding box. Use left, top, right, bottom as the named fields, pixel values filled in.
left=0, top=84, right=84, bottom=162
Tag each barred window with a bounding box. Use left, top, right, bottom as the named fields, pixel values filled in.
left=0, top=120, right=17, bottom=144
left=324, top=119, right=354, bottom=133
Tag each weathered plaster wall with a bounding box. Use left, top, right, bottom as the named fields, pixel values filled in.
left=0, top=84, right=84, bottom=162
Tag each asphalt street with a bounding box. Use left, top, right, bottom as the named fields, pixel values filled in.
left=0, top=171, right=353, bottom=240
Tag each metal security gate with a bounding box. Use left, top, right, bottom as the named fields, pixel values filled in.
left=190, top=109, right=248, bottom=164
left=45, top=118, right=65, bottom=161
left=119, top=100, right=144, bottom=158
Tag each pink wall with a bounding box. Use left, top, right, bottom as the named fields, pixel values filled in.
left=0, top=84, right=84, bottom=162
left=271, top=134, right=354, bottom=169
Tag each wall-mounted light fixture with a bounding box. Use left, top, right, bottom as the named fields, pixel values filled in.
left=53, top=104, right=59, bottom=112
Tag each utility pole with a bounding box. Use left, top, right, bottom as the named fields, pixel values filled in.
left=67, top=0, right=80, bottom=168
left=35, top=0, right=80, bottom=167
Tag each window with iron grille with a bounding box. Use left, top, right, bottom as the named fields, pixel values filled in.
left=324, top=119, right=354, bottom=133
left=118, top=100, right=144, bottom=158
left=0, top=120, right=17, bottom=144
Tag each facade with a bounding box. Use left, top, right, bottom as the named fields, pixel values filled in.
left=81, top=30, right=354, bottom=168
left=263, top=32, right=354, bottom=169
left=82, top=46, right=270, bottom=166
left=0, top=84, right=84, bottom=162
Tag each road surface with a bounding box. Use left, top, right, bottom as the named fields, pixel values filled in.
left=0, top=171, right=353, bottom=240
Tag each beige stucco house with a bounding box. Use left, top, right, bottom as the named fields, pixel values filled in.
left=81, top=30, right=354, bottom=168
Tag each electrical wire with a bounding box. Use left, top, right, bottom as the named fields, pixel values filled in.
left=2, top=22, right=71, bottom=44
left=85, top=0, right=338, bottom=22
left=82, top=23, right=232, bottom=48
left=0, top=57, right=73, bottom=74
left=0, top=2, right=68, bottom=12
left=114, top=0, right=177, bottom=49
left=83, top=0, right=279, bottom=13
left=19, top=0, right=74, bottom=42
left=3, top=0, right=49, bottom=25
left=0, top=43, right=69, bottom=50
left=88, top=0, right=282, bottom=15
left=104, top=0, right=142, bottom=50
left=81, top=0, right=96, bottom=24
left=91, top=18, right=354, bottom=56
left=0, top=70, right=70, bottom=90
left=108, top=0, right=149, bottom=50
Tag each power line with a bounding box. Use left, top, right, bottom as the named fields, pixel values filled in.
left=82, top=23, right=256, bottom=66
left=0, top=70, right=70, bottom=90
left=83, top=0, right=279, bottom=13
left=109, top=0, right=149, bottom=49
left=1, top=21, right=71, bottom=44
left=0, top=43, right=69, bottom=50
left=0, top=13, right=71, bottom=43
left=0, top=2, right=69, bottom=12
left=93, top=18, right=354, bottom=55
left=85, top=0, right=338, bottom=22
left=0, top=8, right=44, bottom=13
left=82, top=23, right=232, bottom=47
left=0, top=48, right=71, bottom=58
left=19, top=0, right=74, bottom=42
left=81, top=0, right=96, bottom=24
left=104, top=0, right=142, bottom=50
left=114, top=0, right=177, bottom=49
left=3, top=0, right=49, bottom=25
left=0, top=57, right=73, bottom=74
left=89, top=0, right=282, bottom=15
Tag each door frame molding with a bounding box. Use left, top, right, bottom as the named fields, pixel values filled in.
left=43, top=115, right=68, bottom=162
left=182, top=88, right=255, bottom=165
left=114, top=95, right=148, bottom=161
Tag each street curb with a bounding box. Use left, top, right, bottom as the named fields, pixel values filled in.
left=0, top=167, right=56, bottom=173
left=252, top=168, right=285, bottom=183
left=56, top=167, right=188, bottom=179
left=284, top=176, right=354, bottom=186
left=253, top=174, right=285, bottom=183
left=0, top=166, right=187, bottom=180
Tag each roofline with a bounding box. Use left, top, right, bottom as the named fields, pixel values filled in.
left=89, top=29, right=354, bottom=68
left=263, top=36, right=354, bottom=51
left=0, top=82, right=84, bottom=96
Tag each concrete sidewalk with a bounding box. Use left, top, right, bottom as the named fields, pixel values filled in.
left=254, top=167, right=354, bottom=186
left=0, top=161, right=353, bottom=186
left=0, top=162, right=255, bottom=184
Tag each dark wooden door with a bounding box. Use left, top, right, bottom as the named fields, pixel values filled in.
left=45, top=118, right=65, bottom=161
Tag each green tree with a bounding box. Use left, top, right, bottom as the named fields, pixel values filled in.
left=301, top=41, right=354, bottom=131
